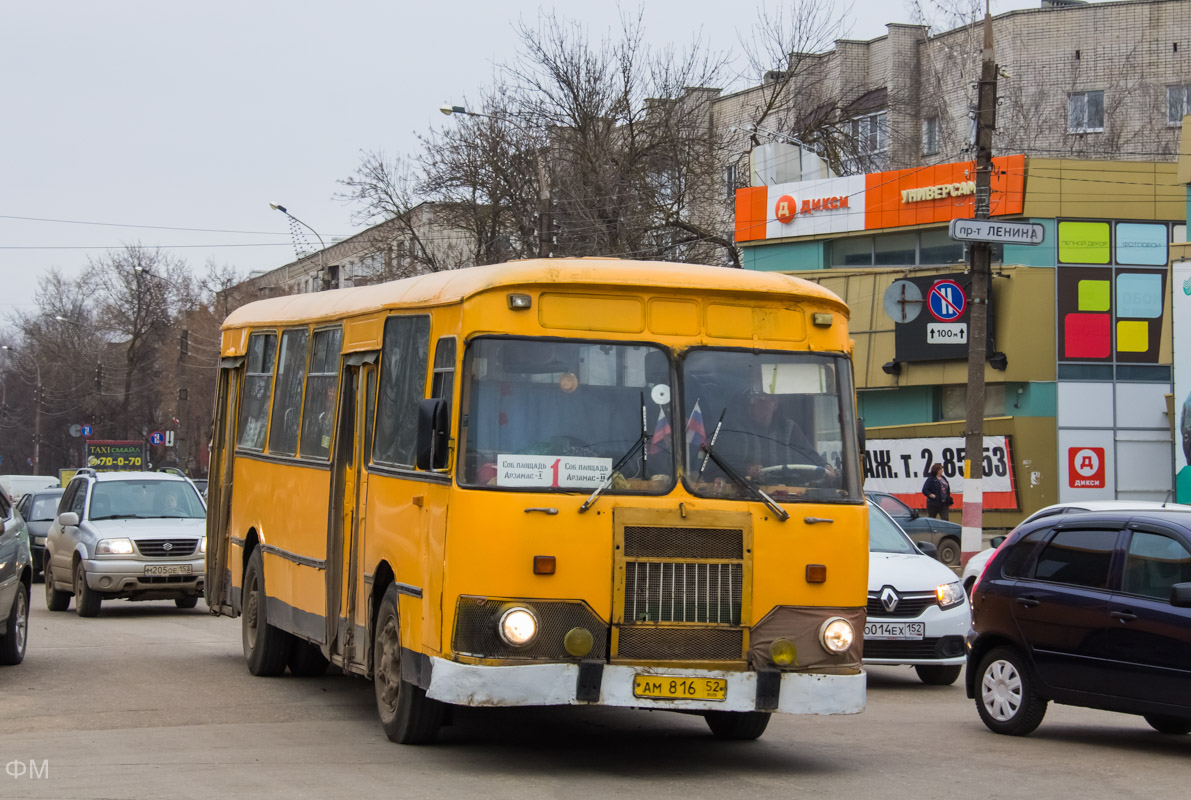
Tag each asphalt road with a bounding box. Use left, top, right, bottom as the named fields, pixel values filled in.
left=1, top=597, right=1187, bottom=800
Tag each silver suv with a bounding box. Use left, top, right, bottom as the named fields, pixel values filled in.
left=44, top=470, right=206, bottom=617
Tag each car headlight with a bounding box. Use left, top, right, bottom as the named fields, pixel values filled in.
left=497, top=606, right=539, bottom=648
left=936, top=581, right=965, bottom=609
left=199, top=537, right=207, bottom=554
left=96, top=538, right=134, bottom=556
left=819, top=617, right=854, bottom=654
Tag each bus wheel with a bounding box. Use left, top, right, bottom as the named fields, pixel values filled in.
left=241, top=548, right=291, bottom=676
left=704, top=711, right=771, bottom=740
left=373, top=583, right=443, bottom=744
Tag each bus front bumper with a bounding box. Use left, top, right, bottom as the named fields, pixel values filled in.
left=425, top=658, right=865, bottom=714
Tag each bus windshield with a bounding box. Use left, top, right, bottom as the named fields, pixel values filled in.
left=459, top=337, right=676, bottom=493
left=681, top=348, right=860, bottom=503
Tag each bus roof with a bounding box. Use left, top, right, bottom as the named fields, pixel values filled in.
left=222, top=258, right=848, bottom=329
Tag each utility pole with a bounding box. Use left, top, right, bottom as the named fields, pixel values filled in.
left=962, top=9, right=998, bottom=565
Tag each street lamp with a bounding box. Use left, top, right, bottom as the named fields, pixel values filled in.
left=269, top=202, right=328, bottom=281
left=1, top=345, right=42, bottom=475
left=439, top=102, right=552, bottom=258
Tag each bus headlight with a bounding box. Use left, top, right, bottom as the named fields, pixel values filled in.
left=819, top=617, right=854, bottom=654
left=497, top=606, right=539, bottom=648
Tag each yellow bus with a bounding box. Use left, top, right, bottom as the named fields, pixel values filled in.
left=205, top=258, right=867, bottom=743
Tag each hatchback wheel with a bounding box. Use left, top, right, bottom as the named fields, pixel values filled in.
left=1144, top=715, right=1191, bottom=735
left=936, top=538, right=961, bottom=567
left=975, top=646, right=1047, bottom=736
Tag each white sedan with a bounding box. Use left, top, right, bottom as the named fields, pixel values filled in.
left=865, top=502, right=969, bottom=685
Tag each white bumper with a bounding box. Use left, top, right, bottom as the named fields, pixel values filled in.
left=426, top=659, right=865, bottom=715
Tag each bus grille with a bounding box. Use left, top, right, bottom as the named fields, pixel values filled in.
left=624, top=561, right=742, bottom=624
left=616, top=524, right=746, bottom=661
left=617, top=627, right=744, bottom=661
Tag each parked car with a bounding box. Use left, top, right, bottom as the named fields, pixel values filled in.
left=967, top=507, right=1191, bottom=736
left=961, top=501, right=1190, bottom=595
left=0, top=488, right=32, bottom=664
left=44, top=469, right=207, bottom=617
left=865, top=501, right=969, bottom=685
left=0, top=475, right=58, bottom=501
left=868, top=490, right=962, bottom=566
left=191, top=478, right=208, bottom=500
left=14, top=487, right=64, bottom=581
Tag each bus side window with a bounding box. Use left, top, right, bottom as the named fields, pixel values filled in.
left=432, top=337, right=456, bottom=401
left=373, top=316, right=431, bottom=468
left=300, top=327, right=344, bottom=460
left=269, top=328, right=310, bottom=457
left=237, top=332, right=278, bottom=451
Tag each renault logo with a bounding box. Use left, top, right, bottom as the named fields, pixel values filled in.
left=880, top=586, right=900, bottom=613
left=161, top=542, right=174, bottom=552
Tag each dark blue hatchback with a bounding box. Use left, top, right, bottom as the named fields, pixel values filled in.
left=966, top=509, right=1191, bottom=736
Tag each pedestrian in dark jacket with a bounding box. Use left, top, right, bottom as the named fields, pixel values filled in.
left=922, top=463, right=953, bottom=520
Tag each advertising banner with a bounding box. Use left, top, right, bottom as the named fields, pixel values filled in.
left=1174, top=262, right=1191, bottom=503
left=863, top=435, right=1017, bottom=509
left=85, top=440, right=146, bottom=472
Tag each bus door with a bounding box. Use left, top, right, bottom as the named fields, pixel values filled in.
left=327, top=354, right=376, bottom=671
left=205, top=356, right=243, bottom=616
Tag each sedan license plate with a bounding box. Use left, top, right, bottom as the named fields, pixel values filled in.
left=633, top=675, right=727, bottom=701
left=144, top=564, right=193, bottom=576
left=864, top=621, right=925, bottom=640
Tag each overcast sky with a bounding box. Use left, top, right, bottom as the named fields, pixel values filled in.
left=2, top=0, right=1054, bottom=317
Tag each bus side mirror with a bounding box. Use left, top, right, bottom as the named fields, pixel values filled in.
left=416, top=398, right=450, bottom=471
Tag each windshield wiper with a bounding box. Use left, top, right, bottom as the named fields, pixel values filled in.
left=579, top=393, right=649, bottom=514
left=90, top=514, right=148, bottom=521
left=698, top=413, right=790, bottom=522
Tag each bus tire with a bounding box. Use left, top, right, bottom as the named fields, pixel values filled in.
left=373, top=583, right=443, bottom=744
left=704, top=710, right=771, bottom=740
left=288, top=639, right=329, bottom=677
left=242, top=548, right=291, bottom=677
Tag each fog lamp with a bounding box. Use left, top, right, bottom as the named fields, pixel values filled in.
left=498, top=606, right=539, bottom=647
left=770, top=638, right=797, bottom=666
left=563, top=627, right=594, bottom=657
left=819, top=617, right=854, bottom=654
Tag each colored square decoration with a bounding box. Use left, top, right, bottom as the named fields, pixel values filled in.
left=1063, top=313, right=1111, bottom=358
left=1115, top=222, right=1168, bottom=266
left=1116, top=320, right=1149, bottom=352
left=1077, top=280, right=1110, bottom=311
left=1115, top=272, right=1163, bottom=318
left=1058, top=221, right=1111, bottom=264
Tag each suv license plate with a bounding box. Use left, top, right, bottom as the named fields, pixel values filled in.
left=864, top=621, right=925, bottom=640
left=633, top=676, right=727, bottom=701
left=145, top=565, right=193, bottom=576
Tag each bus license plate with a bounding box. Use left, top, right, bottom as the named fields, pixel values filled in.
left=633, top=675, right=727, bottom=701
left=864, top=621, right=925, bottom=640
left=145, top=564, right=193, bottom=576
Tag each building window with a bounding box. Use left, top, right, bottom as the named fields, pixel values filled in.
left=922, top=117, right=940, bottom=156
left=939, top=384, right=1006, bottom=421
left=1167, top=85, right=1191, bottom=126
left=1068, top=91, right=1105, bottom=133
left=723, top=163, right=738, bottom=200
left=850, top=111, right=888, bottom=156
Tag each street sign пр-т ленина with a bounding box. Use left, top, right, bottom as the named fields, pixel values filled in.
left=948, top=218, right=1045, bottom=245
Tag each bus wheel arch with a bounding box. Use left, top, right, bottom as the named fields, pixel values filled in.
left=373, top=581, right=444, bottom=744
left=367, top=560, right=396, bottom=676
